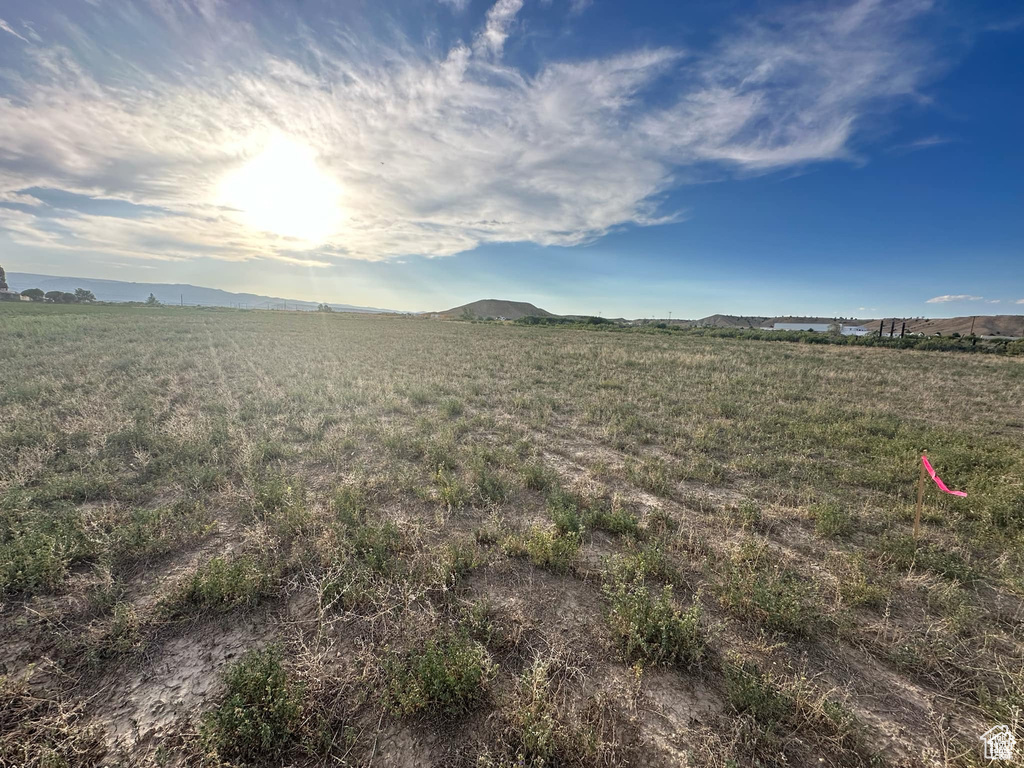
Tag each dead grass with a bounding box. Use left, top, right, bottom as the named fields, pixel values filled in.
left=1, top=302, right=1022, bottom=765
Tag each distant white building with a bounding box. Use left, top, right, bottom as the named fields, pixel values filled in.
left=770, top=322, right=833, bottom=333
left=840, top=325, right=870, bottom=336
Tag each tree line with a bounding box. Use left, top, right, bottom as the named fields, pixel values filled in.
left=19, top=287, right=98, bottom=303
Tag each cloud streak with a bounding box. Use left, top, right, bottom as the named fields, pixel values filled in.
left=0, top=0, right=941, bottom=266
left=926, top=294, right=984, bottom=303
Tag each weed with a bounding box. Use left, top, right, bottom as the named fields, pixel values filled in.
left=163, top=555, right=273, bottom=616
left=724, top=658, right=793, bottom=727
left=350, top=520, right=402, bottom=574
left=718, top=543, right=818, bottom=636
left=521, top=460, right=555, bottom=491
left=436, top=466, right=470, bottom=510
left=586, top=497, right=640, bottom=536
left=0, top=676, right=106, bottom=768
left=604, top=572, right=703, bottom=666
left=548, top=490, right=582, bottom=535
left=504, top=527, right=581, bottom=573
left=813, top=502, right=853, bottom=538
left=384, top=631, right=493, bottom=717
left=202, top=646, right=303, bottom=764
left=624, top=457, right=673, bottom=496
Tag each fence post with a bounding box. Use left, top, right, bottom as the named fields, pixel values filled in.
left=914, top=453, right=927, bottom=538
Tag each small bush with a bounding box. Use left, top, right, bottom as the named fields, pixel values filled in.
left=164, top=555, right=273, bottom=616
left=724, top=658, right=792, bottom=727
left=505, top=527, right=580, bottom=573
left=436, top=467, right=470, bottom=509
left=609, top=540, right=681, bottom=585
left=732, top=500, right=762, bottom=530
left=548, top=491, right=582, bottom=535
left=718, top=544, right=818, bottom=636
left=384, top=632, right=493, bottom=717
left=625, top=457, right=673, bottom=496
left=439, top=397, right=464, bottom=418
left=521, top=461, right=555, bottom=491
left=813, top=502, right=852, bottom=538
left=202, top=646, right=302, bottom=763
left=604, top=573, right=703, bottom=666
left=586, top=498, right=640, bottom=536
left=474, top=462, right=509, bottom=504
left=350, top=520, right=401, bottom=574
left=333, top=485, right=366, bottom=526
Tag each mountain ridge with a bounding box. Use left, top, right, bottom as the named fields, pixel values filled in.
left=7, top=273, right=397, bottom=313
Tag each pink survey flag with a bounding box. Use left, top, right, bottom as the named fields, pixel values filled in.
left=921, top=455, right=967, bottom=497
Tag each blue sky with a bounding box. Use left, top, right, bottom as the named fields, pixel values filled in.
left=0, top=0, right=1021, bottom=318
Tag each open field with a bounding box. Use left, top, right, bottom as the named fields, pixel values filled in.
left=2, top=303, right=1023, bottom=767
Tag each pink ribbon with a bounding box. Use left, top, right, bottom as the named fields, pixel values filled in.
left=922, top=455, right=967, bottom=497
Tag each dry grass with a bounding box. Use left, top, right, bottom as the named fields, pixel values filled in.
left=1, top=302, right=1023, bottom=766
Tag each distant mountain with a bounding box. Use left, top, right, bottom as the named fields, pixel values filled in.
left=436, top=299, right=556, bottom=320
left=7, top=273, right=397, bottom=313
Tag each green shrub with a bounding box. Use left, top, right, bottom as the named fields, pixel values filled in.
left=521, top=461, right=555, bottom=491
left=586, top=499, right=640, bottom=536
left=604, top=573, right=703, bottom=666
left=732, top=500, right=762, bottom=530
left=164, top=555, right=273, bottom=616
left=333, top=485, right=366, bottom=526
left=385, top=632, right=493, bottom=716
left=350, top=520, right=401, bottom=574
left=718, top=545, right=818, bottom=635
left=505, top=527, right=580, bottom=573
left=548, top=490, right=582, bottom=535
left=436, top=467, right=470, bottom=509
left=609, top=540, right=681, bottom=585
left=813, top=502, right=852, bottom=538
left=202, top=646, right=302, bottom=763
left=474, top=462, right=509, bottom=504
left=874, top=532, right=975, bottom=582
left=724, top=658, right=792, bottom=727
left=0, top=510, right=91, bottom=596
left=625, top=457, right=673, bottom=496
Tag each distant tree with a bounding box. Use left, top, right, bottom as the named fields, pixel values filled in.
left=74, top=288, right=96, bottom=303
left=21, top=288, right=44, bottom=301
left=317, top=303, right=334, bottom=312
left=0, top=265, right=7, bottom=291
left=145, top=293, right=161, bottom=306
left=44, top=291, right=64, bottom=303
left=460, top=307, right=475, bottom=321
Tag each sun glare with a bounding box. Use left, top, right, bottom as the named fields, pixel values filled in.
left=219, top=136, right=343, bottom=246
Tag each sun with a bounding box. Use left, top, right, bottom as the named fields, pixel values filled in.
left=219, top=136, right=343, bottom=246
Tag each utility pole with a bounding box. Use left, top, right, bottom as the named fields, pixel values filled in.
left=180, top=294, right=183, bottom=307
left=970, top=315, right=977, bottom=336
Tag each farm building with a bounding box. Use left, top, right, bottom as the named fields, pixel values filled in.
left=768, top=322, right=833, bottom=332
left=840, top=325, right=870, bottom=336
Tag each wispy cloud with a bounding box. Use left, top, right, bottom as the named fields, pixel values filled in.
left=926, top=294, right=984, bottom=303
left=0, top=17, right=30, bottom=43
left=475, top=0, right=525, bottom=57
left=889, top=134, right=952, bottom=154
left=1017, top=299, right=1024, bottom=305
left=0, top=0, right=942, bottom=266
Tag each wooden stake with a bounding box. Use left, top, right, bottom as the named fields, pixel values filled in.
left=914, top=452, right=927, bottom=538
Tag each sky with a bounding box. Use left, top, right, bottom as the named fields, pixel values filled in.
left=0, top=0, right=1021, bottom=318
